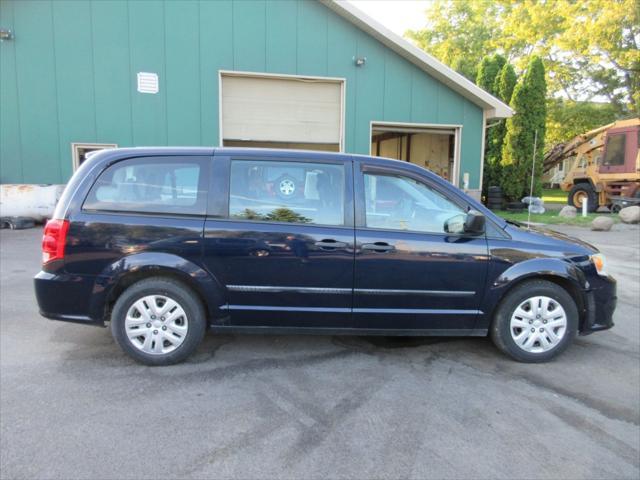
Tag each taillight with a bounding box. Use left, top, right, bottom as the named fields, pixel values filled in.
left=42, top=219, right=70, bottom=265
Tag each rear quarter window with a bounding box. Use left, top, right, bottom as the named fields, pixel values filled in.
left=83, top=156, right=209, bottom=215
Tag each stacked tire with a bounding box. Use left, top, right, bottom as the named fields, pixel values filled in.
left=487, top=186, right=503, bottom=211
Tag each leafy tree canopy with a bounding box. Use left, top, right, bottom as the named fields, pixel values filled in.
left=495, top=63, right=517, bottom=105
left=476, top=54, right=506, bottom=95
left=406, top=0, right=639, bottom=115
left=546, top=99, right=619, bottom=146
left=233, top=208, right=311, bottom=224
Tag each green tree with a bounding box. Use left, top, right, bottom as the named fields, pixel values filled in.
left=233, top=207, right=311, bottom=224
left=482, top=62, right=517, bottom=194
left=406, top=0, right=639, bottom=115
left=494, top=63, right=517, bottom=104
left=476, top=54, right=506, bottom=95
left=502, top=57, right=547, bottom=201
left=233, top=208, right=264, bottom=220
left=264, top=208, right=310, bottom=224
left=477, top=55, right=509, bottom=196
left=406, top=0, right=500, bottom=81
left=546, top=99, right=619, bottom=147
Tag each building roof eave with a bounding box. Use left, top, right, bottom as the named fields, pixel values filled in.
left=324, top=0, right=514, bottom=120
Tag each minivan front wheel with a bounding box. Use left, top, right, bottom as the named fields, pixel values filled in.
left=490, top=280, right=578, bottom=362
left=111, top=278, right=206, bottom=365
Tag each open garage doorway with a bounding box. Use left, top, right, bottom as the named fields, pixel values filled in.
left=220, top=71, right=344, bottom=153
left=370, top=122, right=460, bottom=186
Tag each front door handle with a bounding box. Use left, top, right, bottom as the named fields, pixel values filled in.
left=315, top=239, right=348, bottom=250
left=361, top=242, right=395, bottom=253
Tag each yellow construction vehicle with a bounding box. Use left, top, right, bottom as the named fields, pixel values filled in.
left=543, top=117, right=640, bottom=212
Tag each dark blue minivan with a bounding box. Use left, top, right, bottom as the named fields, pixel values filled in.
left=34, top=148, right=616, bottom=365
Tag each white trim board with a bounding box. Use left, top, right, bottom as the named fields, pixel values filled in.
left=478, top=109, right=487, bottom=193
left=323, top=0, right=513, bottom=120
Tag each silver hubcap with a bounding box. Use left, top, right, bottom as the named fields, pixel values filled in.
left=125, top=295, right=188, bottom=355
left=510, top=296, right=567, bottom=354
left=279, top=179, right=295, bottom=196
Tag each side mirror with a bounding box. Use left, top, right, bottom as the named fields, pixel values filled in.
left=464, top=210, right=485, bottom=235
left=444, top=210, right=485, bottom=235
left=444, top=214, right=466, bottom=234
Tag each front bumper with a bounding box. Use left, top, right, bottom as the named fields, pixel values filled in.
left=580, top=275, right=617, bottom=334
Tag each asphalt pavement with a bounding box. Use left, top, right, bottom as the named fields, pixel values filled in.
left=1, top=225, right=639, bottom=479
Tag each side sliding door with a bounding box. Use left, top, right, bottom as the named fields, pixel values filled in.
left=202, top=153, right=355, bottom=329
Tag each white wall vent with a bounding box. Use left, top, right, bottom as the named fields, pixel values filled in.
left=137, top=72, right=159, bottom=94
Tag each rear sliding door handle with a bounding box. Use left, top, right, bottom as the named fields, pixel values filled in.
left=315, top=239, right=348, bottom=250
left=361, top=242, right=395, bottom=253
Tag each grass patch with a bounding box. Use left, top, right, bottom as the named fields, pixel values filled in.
left=541, top=188, right=567, bottom=204
left=496, top=209, right=618, bottom=227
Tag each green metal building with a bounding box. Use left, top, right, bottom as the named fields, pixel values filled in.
left=0, top=0, right=511, bottom=199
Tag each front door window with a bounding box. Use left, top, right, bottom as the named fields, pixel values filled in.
left=363, top=173, right=465, bottom=233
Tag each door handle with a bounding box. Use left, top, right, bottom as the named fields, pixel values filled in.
left=315, top=239, right=348, bottom=250
left=361, top=242, right=395, bottom=253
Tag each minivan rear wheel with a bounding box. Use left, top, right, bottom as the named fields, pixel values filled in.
left=490, top=280, right=578, bottom=363
left=111, top=278, right=206, bottom=366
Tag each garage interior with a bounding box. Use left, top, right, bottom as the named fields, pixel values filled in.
left=371, top=125, right=456, bottom=183
left=220, top=73, right=343, bottom=153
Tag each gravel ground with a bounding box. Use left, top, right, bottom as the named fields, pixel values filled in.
left=1, top=225, right=638, bottom=480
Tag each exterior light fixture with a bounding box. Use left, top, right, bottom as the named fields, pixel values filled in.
left=354, top=56, right=366, bottom=66
left=0, top=29, right=14, bottom=41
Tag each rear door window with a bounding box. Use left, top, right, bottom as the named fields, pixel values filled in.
left=83, top=156, right=208, bottom=215
left=229, top=159, right=345, bottom=226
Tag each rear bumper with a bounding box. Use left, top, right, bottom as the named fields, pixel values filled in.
left=580, top=275, right=616, bottom=334
left=34, top=271, right=105, bottom=327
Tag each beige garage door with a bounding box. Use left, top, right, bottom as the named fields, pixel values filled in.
left=220, top=74, right=343, bottom=150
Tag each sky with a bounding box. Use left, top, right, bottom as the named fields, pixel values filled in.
left=345, top=0, right=432, bottom=37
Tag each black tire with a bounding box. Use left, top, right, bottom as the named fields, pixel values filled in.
left=111, top=278, right=206, bottom=366
left=490, top=280, right=578, bottom=363
left=506, top=201, right=525, bottom=212
left=568, top=183, right=597, bottom=212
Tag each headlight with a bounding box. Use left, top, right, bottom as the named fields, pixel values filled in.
left=591, top=253, right=607, bottom=276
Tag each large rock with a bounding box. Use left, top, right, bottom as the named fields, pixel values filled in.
left=559, top=206, right=577, bottom=218
left=619, top=206, right=640, bottom=224
left=591, top=216, right=614, bottom=231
